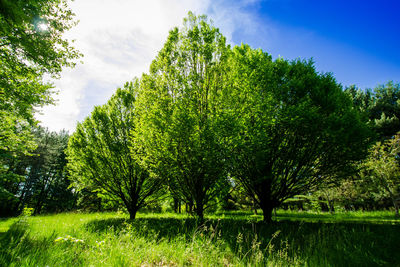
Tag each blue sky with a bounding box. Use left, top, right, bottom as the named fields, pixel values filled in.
left=37, top=0, right=400, bottom=132
left=227, top=0, right=400, bottom=89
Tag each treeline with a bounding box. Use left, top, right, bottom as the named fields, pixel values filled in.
left=66, top=13, right=398, bottom=221
left=1, top=8, right=399, bottom=220
left=1, top=0, right=80, bottom=216
left=0, top=127, right=74, bottom=216
left=313, top=82, right=400, bottom=215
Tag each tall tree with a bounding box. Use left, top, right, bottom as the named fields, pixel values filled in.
left=346, top=81, right=400, bottom=140
left=135, top=12, right=232, bottom=220
left=0, top=0, right=81, bottom=205
left=229, top=45, right=372, bottom=222
left=363, top=133, right=400, bottom=217
left=23, top=127, right=72, bottom=214
left=67, top=83, right=163, bottom=219
left=0, top=127, right=74, bottom=216
left=369, top=82, right=400, bottom=139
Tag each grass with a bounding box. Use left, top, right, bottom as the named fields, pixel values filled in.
left=0, top=210, right=399, bottom=266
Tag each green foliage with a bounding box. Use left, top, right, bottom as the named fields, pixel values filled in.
left=27, top=127, right=73, bottom=214
left=346, top=81, right=400, bottom=140
left=135, top=12, right=232, bottom=219
left=229, top=45, right=373, bottom=221
left=0, top=126, right=74, bottom=216
left=370, top=82, right=400, bottom=138
left=67, top=83, right=164, bottom=219
left=0, top=0, right=81, bottom=205
left=363, top=133, right=400, bottom=216
left=0, top=0, right=81, bottom=135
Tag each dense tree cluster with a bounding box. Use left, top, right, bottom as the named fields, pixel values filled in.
left=2, top=6, right=399, bottom=220
left=66, top=13, right=376, bottom=221
left=0, top=127, right=75, bottom=216
left=67, top=84, right=164, bottom=219
left=0, top=0, right=81, bottom=213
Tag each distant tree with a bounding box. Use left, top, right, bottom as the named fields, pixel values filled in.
left=229, top=45, right=372, bottom=222
left=67, top=83, right=164, bottom=219
left=363, top=133, right=400, bottom=217
left=134, top=12, right=232, bottom=220
left=0, top=0, right=81, bottom=206
left=25, top=127, right=73, bottom=214
left=346, top=81, right=400, bottom=140
left=0, top=127, right=74, bottom=216
left=369, top=82, right=400, bottom=139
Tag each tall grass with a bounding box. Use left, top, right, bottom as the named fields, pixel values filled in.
left=0, top=211, right=399, bottom=266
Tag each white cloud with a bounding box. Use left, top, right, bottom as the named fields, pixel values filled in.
left=36, top=0, right=261, bottom=132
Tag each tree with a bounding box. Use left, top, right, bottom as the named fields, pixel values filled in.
left=363, top=133, right=400, bottom=217
left=229, top=45, right=372, bottom=222
left=0, top=126, right=74, bottom=216
left=135, top=12, right=232, bottom=220
left=67, top=83, right=164, bottom=220
left=369, top=82, right=400, bottom=139
left=0, top=0, right=81, bottom=138
left=0, top=0, right=81, bottom=205
left=23, top=127, right=73, bottom=215
left=346, top=81, right=400, bottom=140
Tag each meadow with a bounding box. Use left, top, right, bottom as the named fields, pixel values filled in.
left=1, top=210, right=399, bottom=266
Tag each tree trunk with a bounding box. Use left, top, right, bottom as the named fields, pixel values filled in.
left=195, top=201, right=204, bottom=222
left=34, top=185, right=48, bottom=215
left=388, top=192, right=399, bottom=218
left=393, top=199, right=399, bottom=218
left=258, top=179, right=273, bottom=223
left=173, top=198, right=180, bottom=213
left=329, top=201, right=335, bottom=214
left=128, top=201, right=138, bottom=220
left=129, top=210, right=137, bottom=220
left=187, top=200, right=193, bottom=214
left=260, top=203, right=273, bottom=223
left=34, top=196, right=44, bottom=215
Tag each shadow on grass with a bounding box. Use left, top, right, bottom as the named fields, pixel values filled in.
left=275, top=211, right=400, bottom=224
left=85, top=216, right=400, bottom=266
left=0, top=220, right=85, bottom=266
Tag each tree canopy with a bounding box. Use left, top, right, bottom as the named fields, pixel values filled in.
left=0, top=127, right=73, bottom=216
left=0, top=0, right=81, bottom=123
left=363, top=133, right=400, bottom=217
left=346, top=81, right=400, bottom=140
left=54, top=12, right=381, bottom=221
left=134, top=12, right=233, bottom=220
left=0, top=0, right=80, bottom=210
left=67, top=83, right=164, bottom=219
left=228, top=45, right=372, bottom=221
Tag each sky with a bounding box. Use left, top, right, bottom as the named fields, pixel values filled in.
left=36, top=0, right=400, bottom=132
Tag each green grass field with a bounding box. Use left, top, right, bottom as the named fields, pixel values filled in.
left=1, top=210, right=399, bottom=266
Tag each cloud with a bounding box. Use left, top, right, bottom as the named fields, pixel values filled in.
left=36, top=0, right=262, bottom=132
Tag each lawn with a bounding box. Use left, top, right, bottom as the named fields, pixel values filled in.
left=0, top=210, right=399, bottom=266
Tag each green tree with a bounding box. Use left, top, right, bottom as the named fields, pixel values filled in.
left=346, top=81, right=400, bottom=140
left=67, top=83, right=163, bottom=220
left=229, top=45, right=372, bottom=222
left=0, top=0, right=81, bottom=205
left=0, top=127, right=74, bottom=216
left=370, top=82, right=400, bottom=139
left=364, top=133, right=400, bottom=217
left=23, top=127, right=73, bottom=214
left=135, top=12, right=232, bottom=220
left=0, top=0, right=81, bottom=138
